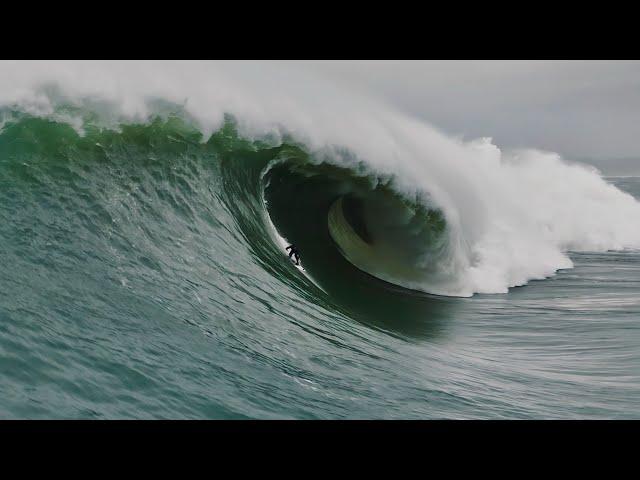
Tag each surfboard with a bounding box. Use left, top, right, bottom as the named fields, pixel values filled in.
left=287, top=254, right=326, bottom=293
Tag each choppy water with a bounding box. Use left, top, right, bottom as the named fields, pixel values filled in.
left=0, top=114, right=638, bottom=419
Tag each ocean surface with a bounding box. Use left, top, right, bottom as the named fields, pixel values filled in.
left=0, top=63, right=639, bottom=419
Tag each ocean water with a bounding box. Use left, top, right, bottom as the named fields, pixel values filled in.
left=0, top=62, right=639, bottom=419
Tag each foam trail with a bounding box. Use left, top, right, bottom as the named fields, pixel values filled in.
left=2, top=60, right=640, bottom=296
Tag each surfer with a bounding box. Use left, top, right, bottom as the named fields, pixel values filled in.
left=286, top=244, right=301, bottom=265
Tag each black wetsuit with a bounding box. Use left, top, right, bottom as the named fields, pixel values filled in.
left=286, top=244, right=300, bottom=265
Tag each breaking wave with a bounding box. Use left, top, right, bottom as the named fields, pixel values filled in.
left=2, top=60, right=640, bottom=298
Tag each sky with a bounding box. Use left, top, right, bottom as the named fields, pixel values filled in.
left=288, top=61, right=640, bottom=173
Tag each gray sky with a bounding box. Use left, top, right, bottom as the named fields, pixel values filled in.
left=290, top=61, right=640, bottom=172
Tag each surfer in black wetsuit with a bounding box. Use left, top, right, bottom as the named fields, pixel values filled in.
left=286, top=244, right=300, bottom=265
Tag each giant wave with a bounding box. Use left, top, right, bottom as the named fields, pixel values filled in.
left=2, top=60, right=640, bottom=297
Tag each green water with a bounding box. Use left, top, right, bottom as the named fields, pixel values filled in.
left=1, top=116, right=639, bottom=418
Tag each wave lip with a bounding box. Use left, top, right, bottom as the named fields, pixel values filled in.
left=327, top=194, right=466, bottom=296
